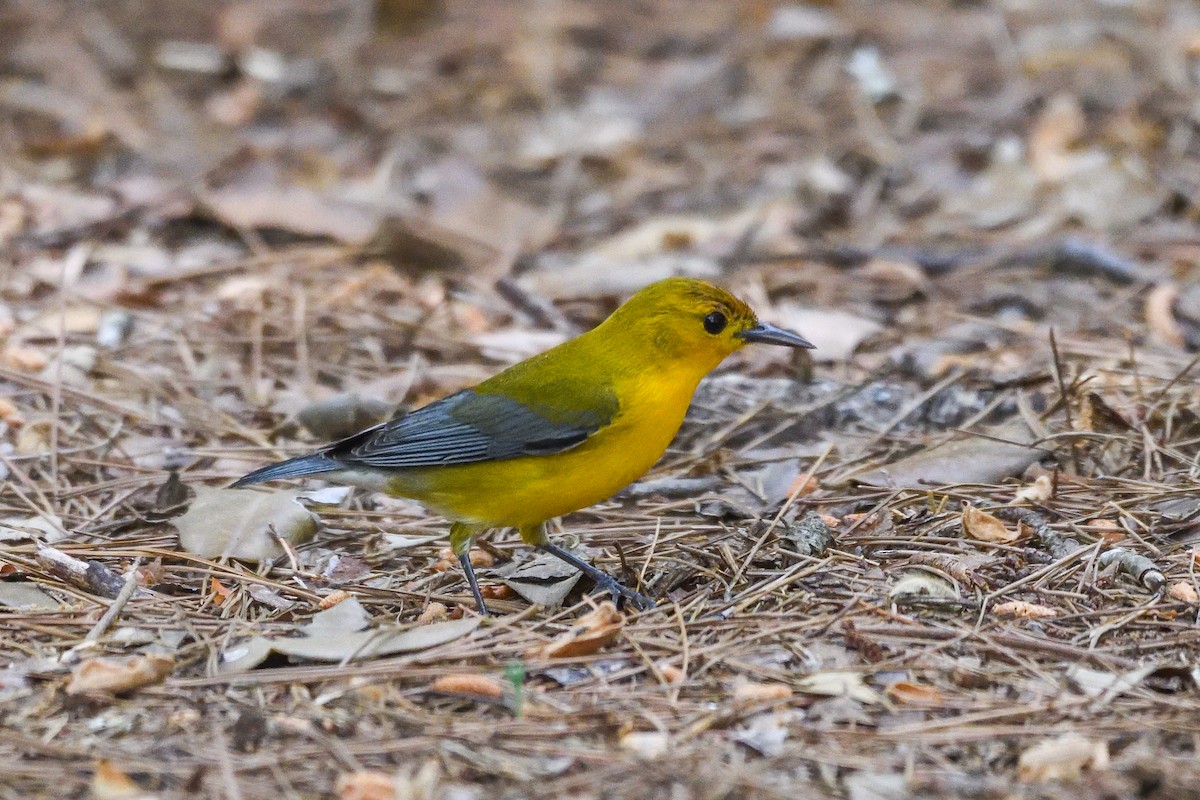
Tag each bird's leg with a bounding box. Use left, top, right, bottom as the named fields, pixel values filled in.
left=449, top=522, right=489, bottom=615
left=524, top=526, right=655, bottom=610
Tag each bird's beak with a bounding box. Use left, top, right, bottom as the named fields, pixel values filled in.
left=737, top=322, right=816, bottom=349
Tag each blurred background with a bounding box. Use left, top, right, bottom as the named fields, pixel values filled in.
left=2, top=0, right=1196, bottom=294
left=5, top=3, right=1200, bottom=798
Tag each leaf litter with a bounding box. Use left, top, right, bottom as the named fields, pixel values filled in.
left=4, top=1, right=1200, bottom=798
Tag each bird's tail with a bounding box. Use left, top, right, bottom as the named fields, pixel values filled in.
left=230, top=455, right=341, bottom=488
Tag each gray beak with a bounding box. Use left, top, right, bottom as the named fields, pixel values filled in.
left=737, top=322, right=816, bottom=349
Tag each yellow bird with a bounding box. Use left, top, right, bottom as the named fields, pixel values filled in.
left=233, top=278, right=813, bottom=612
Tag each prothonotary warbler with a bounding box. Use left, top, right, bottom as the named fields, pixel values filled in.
left=232, top=277, right=814, bottom=613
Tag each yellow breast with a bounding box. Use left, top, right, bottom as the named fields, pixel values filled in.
left=388, top=367, right=700, bottom=529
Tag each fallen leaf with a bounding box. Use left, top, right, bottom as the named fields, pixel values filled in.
left=203, top=183, right=377, bottom=245
left=962, top=504, right=1018, bottom=543
left=884, top=680, right=945, bottom=706
left=1028, top=93, right=1086, bottom=183
left=0, top=513, right=65, bottom=543
left=658, top=662, right=685, bottom=684
left=1146, top=282, right=1185, bottom=348
left=428, top=673, right=505, bottom=699
left=1018, top=734, right=1110, bottom=783
left=1011, top=475, right=1054, bottom=505
left=92, top=760, right=147, bottom=800
left=619, top=731, right=670, bottom=760
left=174, top=486, right=318, bottom=563
left=731, top=712, right=791, bottom=757
left=1088, top=519, right=1125, bottom=544
left=209, top=577, right=232, bottom=606
left=846, top=422, right=1047, bottom=489
left=335, top=771, right=396, bottom=800
left=220, top=617, right=480, bottom=673
left=417, top=602, right=449, bottom=625
left=888, top=570, right=959, bottom=600
left=318, top=589, right=352, bottom=609
left=0, top=581, right=60, bottom=610
left=993, top=600, right=1058, bottom=618
left=1167, top=582, right=1199, bottom=604
left=731, top=680, right=792, bottom=706
left=0, top=396, right=24, bottom=426
left=495, top=550, right=583, bottom=607
left=534, top=602, right=624, bottom=659
left=794, top=671, right=880, bottom=704
left=67, top=654, right=175, bottom=697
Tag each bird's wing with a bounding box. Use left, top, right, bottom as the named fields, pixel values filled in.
left=324, top=388, right=617, bottom=469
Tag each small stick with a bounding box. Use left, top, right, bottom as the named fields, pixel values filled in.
left=83, top=557, right=143, bottom=644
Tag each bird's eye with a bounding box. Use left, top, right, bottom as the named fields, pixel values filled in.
left=703, top=311, right=727, bottom=335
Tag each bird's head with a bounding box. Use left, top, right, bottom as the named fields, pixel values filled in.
left=607, top=277, right=814, bottom=372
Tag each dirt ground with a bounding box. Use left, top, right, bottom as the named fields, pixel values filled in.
left=3, top=1, right=1200, bottom=798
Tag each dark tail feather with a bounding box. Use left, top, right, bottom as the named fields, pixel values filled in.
left=230, top=455, right=341, bottom=488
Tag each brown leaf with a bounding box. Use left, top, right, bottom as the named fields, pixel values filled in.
left=335, top=771, right=397, bottom=800
left=619, top=730, right=671, bottom=760
left=318, top=589, right=352, bottom=610
left=1167, top=582, right=1199, bottom=604
left=428, top=673, right=505, bottom=699
left=1146, top=282, right=1185, bottom=348
left=884, top=680, right=945, bottom=706
left=731, top=680, right=792, bottom=706
left=67, top=654, right=175, bottom=697
left=417, top=602, right=449, bottom=625
left=962, top=504, right=1018, bottom=544
left=1018, top=734, right=1110, bottom=783
left=993, top=600, right=1058, bottom=618
left=91, top=760, right=146, bottom=800
left=533, top=601, right=624, bottom=659
left=1011, top=475, right=1054, bottom=505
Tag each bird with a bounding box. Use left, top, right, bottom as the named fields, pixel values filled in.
left=231, top=277, right=814, bottom=613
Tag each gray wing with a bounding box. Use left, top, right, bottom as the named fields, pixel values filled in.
left=326, top=389, right=613, bottom=469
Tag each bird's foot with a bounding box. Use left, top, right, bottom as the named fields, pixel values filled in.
left=593, top=575, right=656, bottom=611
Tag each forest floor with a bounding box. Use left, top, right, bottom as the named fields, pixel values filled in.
left=2, top=1, right=1200, bottom=798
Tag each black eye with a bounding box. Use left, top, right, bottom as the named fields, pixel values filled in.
left=703, top=311, right=727, bottom=335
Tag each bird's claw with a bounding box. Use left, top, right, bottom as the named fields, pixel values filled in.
left=596, top=577, right=656, bottom=611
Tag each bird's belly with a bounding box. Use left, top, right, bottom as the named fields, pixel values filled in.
left=386, top=406, right=684, bottom=528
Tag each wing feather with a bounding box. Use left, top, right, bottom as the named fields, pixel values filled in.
left=323, top=389, right=613, bottom=469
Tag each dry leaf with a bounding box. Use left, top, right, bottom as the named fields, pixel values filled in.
left=658, top=662, right=685, bottom=684
left=1028, top=93, right=1085, bottom=182
left=220, top=616, right=480, bottom=672
left=0, top=396, right=24, bottom=426
left=1167, top=582, right=1199, bottom=604
left=1011, top=475, right=1053, bottom=505
left=794, top=671, right=880, bottom=704
left=417, top=602, right=449, bottom=625
left=67, top=654, right=175, bottom=697
left=335, top=771, right=396, bottom=800
left=619, top=731, right=670, bottom=760
left=993, top=600, right=1058, bottom=618
left=1018, top=734, right=1110, bottom=783
left=884, top=680, right=945, bottom=706
left=428, top=673, right=505, bottom=699
left=732, top=680, right=792, bottom=706
left=889, top=570, right=959, bottom=600
left=319, top=589, right=352, bottom=609
left=1146, top=282, right=1185, bottom=348
left=962, top=504, right=1018, bottom=543
left=3, top=346, right=48, bottom=372
left=209, top=576, right=232, bottom=606
left=174, top=487, right=318, bottom=563
left=534, top=601, right=624, bottom=659
left=1088, top=519, right=1125, bottom=544
left=92, top=760, right=148, bottom=800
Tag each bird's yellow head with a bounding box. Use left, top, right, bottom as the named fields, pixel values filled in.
left=604, top=277, right=814, bottom=373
